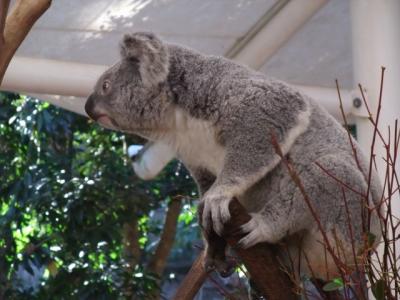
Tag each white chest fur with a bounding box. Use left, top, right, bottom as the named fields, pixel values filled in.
left=164, top=109, right=225, bottom=175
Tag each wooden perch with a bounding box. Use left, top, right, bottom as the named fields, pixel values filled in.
left=0, top=0, right=10, bottom=45
left=173, top=198, right=297, bottom=300
left=0, top=0, right=51, bottom=85
left=148, top=198, right=182, bottom=276
left=172, top=253, right=208, bottom=300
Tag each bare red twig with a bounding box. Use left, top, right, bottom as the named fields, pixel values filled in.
left=335, top=79, right=362, bottom=172
left=354, top=69, right=399, bottom=299
left=342, top=188, right=367, bottom=300
left=366, top=68, right=385, bottom=231
left=315, top=162, right=367, bottom=198
left=270, top=132, right=349, bottom=282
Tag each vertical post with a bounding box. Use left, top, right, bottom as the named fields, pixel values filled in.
left=351, top=0, right=400, bottom=177
left=351, top=1, right=400, bottom=297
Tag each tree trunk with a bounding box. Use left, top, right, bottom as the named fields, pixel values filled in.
left=147, top=198, right=182, bottom=299
left=0, top=0, right=52, bottom=84
left=122, top=212, right=141, bottom=299
left=148, top=198, right=182, bottom=276
left=123, top=215, right=141, bottom=268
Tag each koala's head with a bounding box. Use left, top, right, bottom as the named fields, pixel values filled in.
left=85, top=32, right=171, bottom=135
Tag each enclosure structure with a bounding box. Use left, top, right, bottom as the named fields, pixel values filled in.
left=1, top=0, right=399, bottom=299
left=2, top=0, right=399, bottom=157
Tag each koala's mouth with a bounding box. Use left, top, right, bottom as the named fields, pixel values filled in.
left=94, top=114, right=118, bottom=129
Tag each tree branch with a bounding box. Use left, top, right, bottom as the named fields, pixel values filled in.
left=0, top=0, right=51, bottom=85
left=121, top=211, right=142, bottom=299
left=146, top=198, right=182, bottom=300
left=148, top=198, right=182, bottom=276
left=172, top=253, right=208, bottom=300
left=123, top=215, right=141, bottom=268
left=0, top=0, right=10, bottom=46
left=223, top=199, right=297, bottom=299
left=173, top=198, right=297, bottom=300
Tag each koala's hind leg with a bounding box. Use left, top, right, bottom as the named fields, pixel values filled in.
left=192, top=168, right=235, bottom=277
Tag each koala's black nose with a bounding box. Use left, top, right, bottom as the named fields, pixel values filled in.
left=85, top=95, right=96, bottom=119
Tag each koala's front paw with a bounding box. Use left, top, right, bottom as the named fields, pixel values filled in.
left=201, top=190, right=232, bottom=236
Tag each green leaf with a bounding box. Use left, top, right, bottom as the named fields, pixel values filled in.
left=371, top=280, right=385, bottom=300
left=367, top=232, right=376, bottom=247
left=322, top=278, right=344, bottom=292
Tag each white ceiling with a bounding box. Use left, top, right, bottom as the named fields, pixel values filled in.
left=14, top=0, right=353, bottom=89
left=262, top=0, right=353, bottom=88
left=16, top=0, right=276, bottom=63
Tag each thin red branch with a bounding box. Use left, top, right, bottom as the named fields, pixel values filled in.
left=315, top=161, right=367, bottom=198
left=270, top=132, right=348, bottom=277
left=365, top=68, right=385, bottom=232
left=335, top=79, right=362, bottom=172
left=342, top=188, right=367, bottom=300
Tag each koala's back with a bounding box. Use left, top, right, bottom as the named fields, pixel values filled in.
left=166, top=44, right=381, bottom=278
left=239, top=99, right=382, bottom=278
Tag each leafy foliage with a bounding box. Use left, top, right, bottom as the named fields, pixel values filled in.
left=0, top=92, right=198, bottom=299
left=322, top=278, right=344, bottom=292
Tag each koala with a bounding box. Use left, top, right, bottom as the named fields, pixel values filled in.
left=85, top=32, right=382, bottom=281
left=128, top=142, right=175, bottom=180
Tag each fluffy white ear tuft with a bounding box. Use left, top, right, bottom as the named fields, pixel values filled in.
left=120, top=32, right=169, bottom=87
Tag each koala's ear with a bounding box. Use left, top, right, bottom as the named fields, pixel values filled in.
left=120, top=32, right=169, bottom=87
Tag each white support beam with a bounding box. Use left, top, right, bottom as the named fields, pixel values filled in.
left=226, top=0, right=328, bottom=70
left=32, top=86, right=355, bottom=122
left=1, top=56, right=354, bottom=120
left=29, top=93, right=87, bottom=116
left=293, top=84, right=353, bottom=121
left=1, top=56, right=106, bottom=97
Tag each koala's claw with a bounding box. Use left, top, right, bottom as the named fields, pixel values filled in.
left=201, top=193, right=231, bottom=236
left=204, top=256, right=235, bottom=278
left=205, top=263, right=215, bottom=273
left=218, top=260, right=236, bottom=278
left=238, top=232, right=260, bottom=249
left=237, top=213, right=275, bottom=249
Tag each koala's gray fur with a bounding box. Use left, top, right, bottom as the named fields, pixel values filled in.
left=85, top=32, right=382, bottom=280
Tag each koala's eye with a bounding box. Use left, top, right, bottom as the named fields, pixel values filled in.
left=102, top=80, right=111, bottom=92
